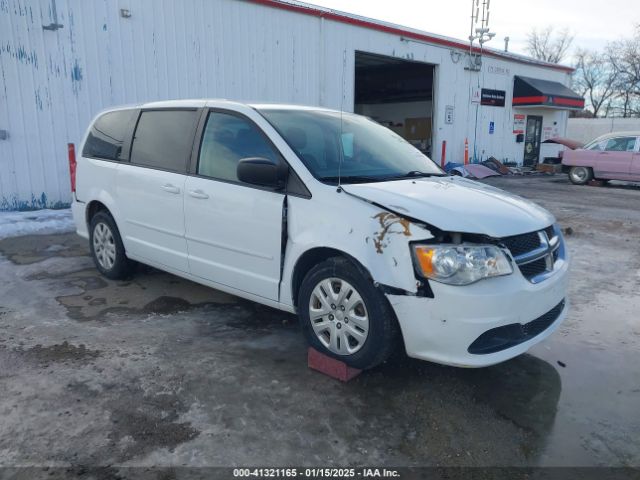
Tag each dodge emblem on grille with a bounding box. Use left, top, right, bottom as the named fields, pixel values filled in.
left=538, top=230, right=555, bottom=271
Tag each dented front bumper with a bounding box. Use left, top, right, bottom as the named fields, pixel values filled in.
left=386, top=258, right=570, bottom=367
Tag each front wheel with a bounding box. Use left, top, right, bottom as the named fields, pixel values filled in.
left=568, top=166, right=593, bottom=185
left=298, top=257, right=399, bottom=369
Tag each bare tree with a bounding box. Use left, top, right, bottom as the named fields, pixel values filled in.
left=526, top=26, right=574, bottom=64
left=573, top=49, right=618, bottom=117
left=608, top=25, right=640, bottom=117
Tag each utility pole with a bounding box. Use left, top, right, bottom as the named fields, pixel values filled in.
left=467, top=0, right=495, bottom=163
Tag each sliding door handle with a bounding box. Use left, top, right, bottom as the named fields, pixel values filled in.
left=161, top=183, right=181, bottom=194
left=188, top=189, right=209, bottom=200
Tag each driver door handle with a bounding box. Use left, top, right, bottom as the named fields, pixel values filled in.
left=188, top=189, right=209, bottom=200
left=161, top=183, right=181, bottom=194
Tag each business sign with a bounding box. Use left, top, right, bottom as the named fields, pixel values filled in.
left=445, top=105, right=454, bottom=124
left=542, top=126, right=558, bottom=142
left=481, top=89, right=506, bottom=107
left=471, top=87, right=481, bottom=103
left=486, top=65, right=511, bottom=76
left=513, top=114, right=525, bottom=134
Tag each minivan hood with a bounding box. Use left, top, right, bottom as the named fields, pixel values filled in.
left=344, top=176, right=555, bottom=238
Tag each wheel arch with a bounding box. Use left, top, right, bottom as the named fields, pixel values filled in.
left=86, top=200, right=110, bottom=226
left=290, top=247, right=374, bottom=309
left=84, top=195, right=126, bottom=247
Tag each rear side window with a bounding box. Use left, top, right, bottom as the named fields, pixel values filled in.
left=82, top=110, right=136, bottom=160
left=198, top=112, right=280, bottom=182
left=130, top=110, right=199, bottom=172
left=604, top=137, right=636, bottom=152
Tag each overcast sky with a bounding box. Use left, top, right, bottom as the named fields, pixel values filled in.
left=307, top=0, right=639, bottom=63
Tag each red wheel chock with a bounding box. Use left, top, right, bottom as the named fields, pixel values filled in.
left=307, top=347, right=362, bottom=382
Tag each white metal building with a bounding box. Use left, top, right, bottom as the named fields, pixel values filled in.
left=0, top=0, right=584, bottom=210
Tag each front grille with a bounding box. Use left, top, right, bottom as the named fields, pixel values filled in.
left=468, top=299, right=565, bottom=354
left=501, top=232, right=541, bottom=257
left=518, top=257, right=547, bottom=278
left=500, top=225, right=564, bottom=283
left=522, top=300, right=565, bottom=336
left=545, top=225, right=556, bottom=241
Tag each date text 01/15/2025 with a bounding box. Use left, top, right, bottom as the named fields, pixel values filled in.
left=232, top=468, right=400, bottom=478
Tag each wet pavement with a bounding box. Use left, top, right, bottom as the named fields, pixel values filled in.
left=0, top=175, right=638, bottom=472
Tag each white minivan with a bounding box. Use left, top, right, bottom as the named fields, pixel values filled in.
left=71, top=100, right=569, bottom=369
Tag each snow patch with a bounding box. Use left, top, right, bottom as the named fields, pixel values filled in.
left=0, top=209, right=75, bottom=240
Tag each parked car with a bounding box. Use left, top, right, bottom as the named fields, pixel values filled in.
left=71, top=100, right=569, bottom=369
left=555, top=132, right=640, bottom=185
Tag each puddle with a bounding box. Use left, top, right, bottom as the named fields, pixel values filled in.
left=27, top=266, right=238, bottom=321
left=16, top=341, right=101, bottom=365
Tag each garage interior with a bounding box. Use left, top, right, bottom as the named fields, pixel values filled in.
left=354, top=51, right=435, bottom=157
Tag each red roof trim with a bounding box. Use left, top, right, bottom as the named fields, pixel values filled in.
left=513, top=95, right=548, bottom=105
left=553, top=97, right=585, bottom=107
left=513, top=95, right=585, bottom=108
left=247, top=0, right=575, bottom=73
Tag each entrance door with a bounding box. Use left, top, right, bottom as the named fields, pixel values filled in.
left=523, top=115, right=543, bottom=166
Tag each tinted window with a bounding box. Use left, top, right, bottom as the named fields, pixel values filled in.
left=130, top=110, right=199, bottom=172
left=83, top=110, right=136, bottom=160
left=198, top=112, right=279, bottom=182
left=604, top=137, right=636, bottom=152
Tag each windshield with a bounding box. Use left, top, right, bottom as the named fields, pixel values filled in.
left=257, top=108, right=444, bottom=183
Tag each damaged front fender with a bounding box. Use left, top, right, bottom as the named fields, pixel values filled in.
left=279, top=190, right=434, bottom=308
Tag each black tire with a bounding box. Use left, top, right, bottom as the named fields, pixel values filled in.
left=298, top=257, right=399, bottom=369
left=89, top=211, right=135, bottom=280
left=568, top=166, right=593, bottom=185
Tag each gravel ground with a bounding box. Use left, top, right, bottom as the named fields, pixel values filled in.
left=0, top=174, right=638, bottom=478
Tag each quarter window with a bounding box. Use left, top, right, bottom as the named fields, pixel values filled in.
left=604, top=137, right=636, bottom=152
left=198, top=112, right=280, bottom=182
left=130, top=110, right=199, bottom=172
left=82, top=110, right=136, bottom=160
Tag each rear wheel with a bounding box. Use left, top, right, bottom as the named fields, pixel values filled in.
left=568, top=166, right=593, bottom=185
left=298, top=257, right=399, bottom=369
left=89, top=211, right=134, bottom=280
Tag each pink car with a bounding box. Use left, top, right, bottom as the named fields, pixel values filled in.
left=558, top=132, right=640, bottom=185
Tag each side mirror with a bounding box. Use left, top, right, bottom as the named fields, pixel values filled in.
left=237, top=157, right=288, bottom=190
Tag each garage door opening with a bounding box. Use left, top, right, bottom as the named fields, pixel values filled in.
left=354, top=51, right=435, bottom=157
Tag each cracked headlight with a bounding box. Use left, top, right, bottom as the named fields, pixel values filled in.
left=412, top=244, right=513, bottom=285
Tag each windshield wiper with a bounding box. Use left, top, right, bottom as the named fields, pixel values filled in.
left=320, top=171, right=446, bottom=184
left=319, top=175, right=386, bottom=184
left=387, top=171, right=445, bottom=180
